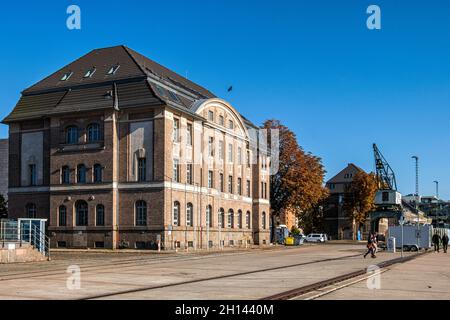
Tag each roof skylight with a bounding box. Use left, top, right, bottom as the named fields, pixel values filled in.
left=84, top=67, right=96, bottom=78
left=60, top=71, right=73, bottom=81
left=107, top=64, right=120, bottom=75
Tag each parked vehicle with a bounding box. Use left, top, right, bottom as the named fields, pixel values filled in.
left=305, top=233, right=326, bottom=243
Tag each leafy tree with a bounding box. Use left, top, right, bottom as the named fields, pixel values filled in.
left=0, top=194, right=7, bottom=219
left=343, top=171, right=378, bottom=238
left=263, top=119, right=328, bottom=233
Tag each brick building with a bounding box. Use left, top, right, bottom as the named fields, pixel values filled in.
left=0, top=139, right=7, bottom=201
left=2, top=46, right=271, bottom=249
left=323, top=163, right=363, bottom=240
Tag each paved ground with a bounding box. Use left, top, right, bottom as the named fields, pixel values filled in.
left=315, top=250, right=450, bottom=300
left=0, top=243, right=415, bottom=300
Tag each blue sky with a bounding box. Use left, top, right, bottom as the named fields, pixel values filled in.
left=0, top=0, right=449, bottom=199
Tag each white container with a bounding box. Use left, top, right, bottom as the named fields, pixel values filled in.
left=387, top=237, right=396, bottom=252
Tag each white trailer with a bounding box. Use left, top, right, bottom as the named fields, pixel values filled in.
left=387, top=225, right=432, bottom=251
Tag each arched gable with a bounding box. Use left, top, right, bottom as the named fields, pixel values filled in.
left=191, top=98, right=249, bottom=139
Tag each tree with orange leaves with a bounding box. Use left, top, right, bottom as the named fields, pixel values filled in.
left=263, top=119, right=328, bottom=233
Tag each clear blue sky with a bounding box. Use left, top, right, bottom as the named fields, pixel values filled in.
left=0, top=0, right=449, bottom=199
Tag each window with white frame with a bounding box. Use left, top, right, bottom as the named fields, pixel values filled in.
left=186, top=203, right=193, bottom=227
left=173, top=118, right=180, bottom=142
left=208, top=170, right=213, bottom=188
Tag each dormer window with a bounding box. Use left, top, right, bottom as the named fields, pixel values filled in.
left=107, top=64, right=120, bottom=75
left=84, top=67, right=96, bottom=78
left=61, top=72, right=73, bottom=81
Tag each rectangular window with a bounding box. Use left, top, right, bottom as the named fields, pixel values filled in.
left=208, top=170, right=213, bottom=188
left=220, top=173, right=224, bottom=192
left=186, top=163, right=193, bottom=185
left=246, top=212, right=251, bottom=229
left=247, top=150, right=251, bottom=167
left=237, top=178, right=242, bottom=196
left=186, top=123, right=193, bottom=146
left=29, top=164, right=36, bottom=186
left=208, top=110, right=214, bottom=121
left=228, top=120, right=234, bottom=129
left=138, top=158, right=146, bottom=182
left=261, top=182, right=264, bottom=198
left=173, top=118, right=180, bottom=142
left=228, top=143, right=233, bottom=163
left=228, top=175, right=233, bottom=194
left=228, top=213, right=233, bottom=228
left=219, top=115, right=224, bottom=126
left=237, top=147, right=242, bottom=165
left=208, top=137, right=214, bottom=157
left=246, top=180, right=251, bottom=197
left=173, top=159, right=180, bottom=182
left=219, top=141, right=224, bottom=160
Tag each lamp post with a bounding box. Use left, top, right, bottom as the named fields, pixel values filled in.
left=399, top=215, right=405, bottom=258
left=412, top=156, right=420, bottom=251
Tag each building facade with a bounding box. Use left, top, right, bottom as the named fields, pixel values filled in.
left=2, top=46, right=271, bottom=249
left=323, top=163, right=364, bottom=240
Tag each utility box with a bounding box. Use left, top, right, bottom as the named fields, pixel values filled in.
left=375, top=190, right=402, bottom=206
left=387, top=237, right=396, bottom=252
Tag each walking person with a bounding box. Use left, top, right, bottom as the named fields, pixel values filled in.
left=432, top=233, right=441, bottom=253
left=442, top=233, right=449, bottom=254
left=364, top=232, right=377, bottom=259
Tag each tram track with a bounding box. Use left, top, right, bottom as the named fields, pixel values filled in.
left=261, top=251, right=425, bottom=300
left=79, top=253, right=363, bottom=300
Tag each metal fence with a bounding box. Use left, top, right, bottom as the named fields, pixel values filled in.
left=0, top=219, right=50, bottom=259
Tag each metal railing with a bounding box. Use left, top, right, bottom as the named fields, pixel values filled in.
left=0, top=220, right=50, bottom=259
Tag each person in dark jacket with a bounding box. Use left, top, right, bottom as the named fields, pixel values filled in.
left=432, top=233, right=441, bottom=253
left=442, top=233, right=449, bottom=253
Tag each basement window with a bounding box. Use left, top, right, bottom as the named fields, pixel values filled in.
left=84, top=67, right=96, bottom=78
left=107, top=64, right=120, bottom=75
left=60, top=71, right=73, bottom=81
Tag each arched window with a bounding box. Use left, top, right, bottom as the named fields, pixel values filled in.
left=87, top=123, right=101, bottom=142
left=96, top=204, right=105, bottom=226
left=59, top=205, right=67, bottom=226
left=262, top=212, right=267, bottom=229
left=228, top=209, right=234, bottom=228
left=186, top=203, right=193, bottom=227
left=75, top=201, right=88, bottom=226
left=173, top=201, right=180, bottom=226
left=93, top=164, right=102, bottom=183
left=218, top=208, right=225, bottom=228
left=77, top=164, right=86, bottom=183
left=61, top=166, right=70, bottom=184
left=238, top=210, right=243, bottom=229
left=246, top=211, right=251, bottom=229
left=26, top=203, right=37, bottom=218
left=206, top=205, right=212, bottom=228
left=135, top=201, right=147, bottom=226
left=66, top=126, right=79, bottom=144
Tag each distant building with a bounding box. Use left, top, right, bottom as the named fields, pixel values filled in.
left=323, top=163, right=364, bottom=240
left=278, top=208, right=298, bottom=231
left=0, top=139, right=7, bottom=201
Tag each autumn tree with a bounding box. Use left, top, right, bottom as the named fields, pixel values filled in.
left=263, top=119, right=328, bottom=234
left=342, top=171, right=378, bottom=239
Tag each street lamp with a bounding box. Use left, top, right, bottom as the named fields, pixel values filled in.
left=411, top=155, right=420, bottom=252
